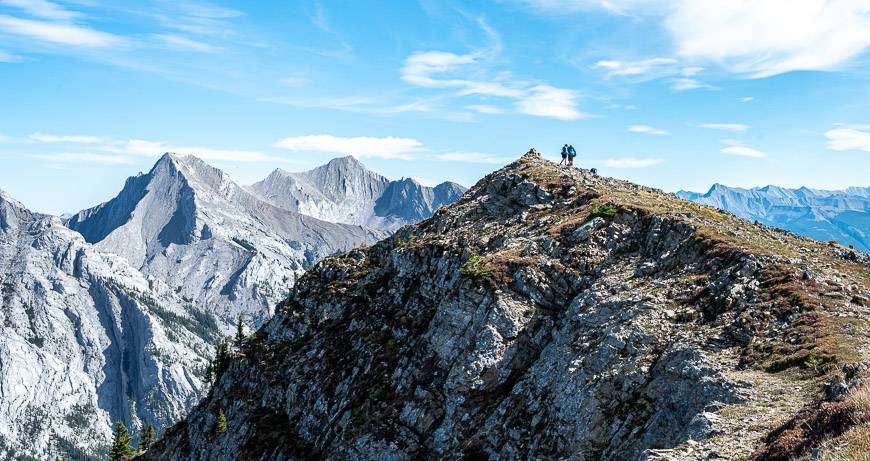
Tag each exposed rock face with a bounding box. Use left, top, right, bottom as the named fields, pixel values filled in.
left=250, top=156, right=466, bottom=232
left=146, top=151, right=870, bottom=460
left=677, top=183, right=870, bottom=253
left=67, top=154, right=385, bottom=327
left=0, top=190, right=212, bottom=459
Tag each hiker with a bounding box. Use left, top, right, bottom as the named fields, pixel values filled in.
left=559, top=144, right=568, bottom=166
left=567, top=144, right=577, bottom=167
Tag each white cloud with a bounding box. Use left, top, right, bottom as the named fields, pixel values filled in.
left=721, top=146, right=767, bottom=158
left=436, top=152, right=513, bottom=164
left=596, top=157, right=663, bottom=168
left=825, top=127, right=870, bottom=152
left=699, top=123, right=749, bottom=132
left=0, top=133, right=11, bottom=142
left=28, top=134, right=277, bottom=162
left=532, top=1, right=870, bottom=78
left=153, top=34, right=219, bottom=53
left=104, top=139, right=275, bottom=162
left=401, top=47, right=586, bottom=120
left=273, top=135, right=423, bottom=160
left=739, top=96, right=754, bottom=102
left=516, top=85, right=584, bottom=120
left=593, top=58, right=677, bottom=76
left=515, top=0, right=663, bottom=15
left=30, top=133, right=103, bottom=143
left=628, top=124, right=669, bottom=136
left=32, top=152, right=135, bottom=165
left=465, top=104, right=505, bottom=114
left=670, top=77, right=714, bottom=91
left=0, top=0, right=79, bottom=20
left=666, top=0, right=870, bottom=78
left=0, top=14, right=123, bottom=47
left=593, top=57, right=714, bottom=90
left=0, top=49, right=21, bottom=62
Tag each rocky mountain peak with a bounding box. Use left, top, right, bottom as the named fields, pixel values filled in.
left=146, top=149, right=870, bottom=460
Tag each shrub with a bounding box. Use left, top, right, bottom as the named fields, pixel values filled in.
left=589, top=202, right=618, bottom=219
left=461, top=250, right=492, bottom=278
left=215, top=409, right=228, bottom=434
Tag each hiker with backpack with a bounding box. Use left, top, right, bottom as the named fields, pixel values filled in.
left=559, top=144, right=568, bottom=166
left=567, top=144, right=577, bottom=167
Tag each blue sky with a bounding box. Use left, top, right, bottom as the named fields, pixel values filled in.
left=1, top=0, right=869, bottom=214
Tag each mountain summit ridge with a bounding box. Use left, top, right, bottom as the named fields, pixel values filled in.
left=146, top=150, right=870, bottom=460
left=66, top=153, right=385, bottom=327
left=250, top=154, right=466, bottom=232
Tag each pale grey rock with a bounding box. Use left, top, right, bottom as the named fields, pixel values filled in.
left=0, top=189, right=211, bottom=458
left=67, top=154, right=385, bottom=328
left=249, top=156, right=466, bottom=233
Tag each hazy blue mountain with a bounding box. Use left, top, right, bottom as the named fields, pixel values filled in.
left=677, top=184, right=870, bottom=252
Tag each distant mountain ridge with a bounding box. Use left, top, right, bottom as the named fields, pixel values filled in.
left=677, top=183, right=870, bottom=252
left=66, top=154, right=386, bottom=327
left=250, top=156, right=466, bottom=232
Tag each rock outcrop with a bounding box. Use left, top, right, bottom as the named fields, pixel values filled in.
left=0, top=189, right=212, bottom=459
left=250, top=156, right=466, bottom=233
left=145, top=151, right=870, bottom=460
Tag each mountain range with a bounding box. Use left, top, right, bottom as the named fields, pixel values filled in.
left=250, top=156, right=465, bottom=232
left=145, top=150, right=870, bottom=460
left=0, top=154, right=464, bottom=459
left=677, top=184, right=870, bottom=253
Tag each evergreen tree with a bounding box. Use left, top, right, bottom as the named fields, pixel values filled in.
left=209, top=338, right=231, bottom=385
left=138, top=422, right=156, bottom=452
left=109, top=421, right=136, bottom=461
left=215, top=409, right=228, bottom=434
left=234, top=313, right=245, bottom=350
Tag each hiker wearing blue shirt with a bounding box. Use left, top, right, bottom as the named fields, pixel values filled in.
left=567, top=144, right=577, bottom=167
left=559, top=144, right=568, bottom=166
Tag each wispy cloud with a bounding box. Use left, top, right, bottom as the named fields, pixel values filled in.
left=628, top=124, right=670, bottom=136
left=699, top=123, right=749, bottom=132
left=0, top=0, right=79, bottom=20
left=435, top=152, right=513, bottom=164
left=595, top=157, right=663, bottom=168
left=721, top=146, right=767, bottom=158
left=825, top=127, right=870, bottom=153
left=28, top=133, right=278, bottom=163
left=153, top=34, right=219, bottom=53
left=0, top=48, right=21, bottom=62
left=593, top=58, right=677, bottom=77
left=273, top=134, right=423, bottom=160
left=30, top=133, right=103, bottom=143
left=531, top=1, right=870, bottom=78
left=465, top=104, right=504, bottom=114
left=0, top=14, right=124, bottom=47
left=401, top=49, right=586, bottom=120
left=593, top=57, right=714, bottom=90
left=739, top=96, right=754, bottom=103
left=666, top=0, right=870, bottom=78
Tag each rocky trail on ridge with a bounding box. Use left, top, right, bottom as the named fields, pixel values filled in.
left=145, top=150, right=870, bottom=460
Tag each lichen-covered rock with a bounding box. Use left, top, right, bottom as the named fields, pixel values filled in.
left=145, top=150, right=870, bottom=461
